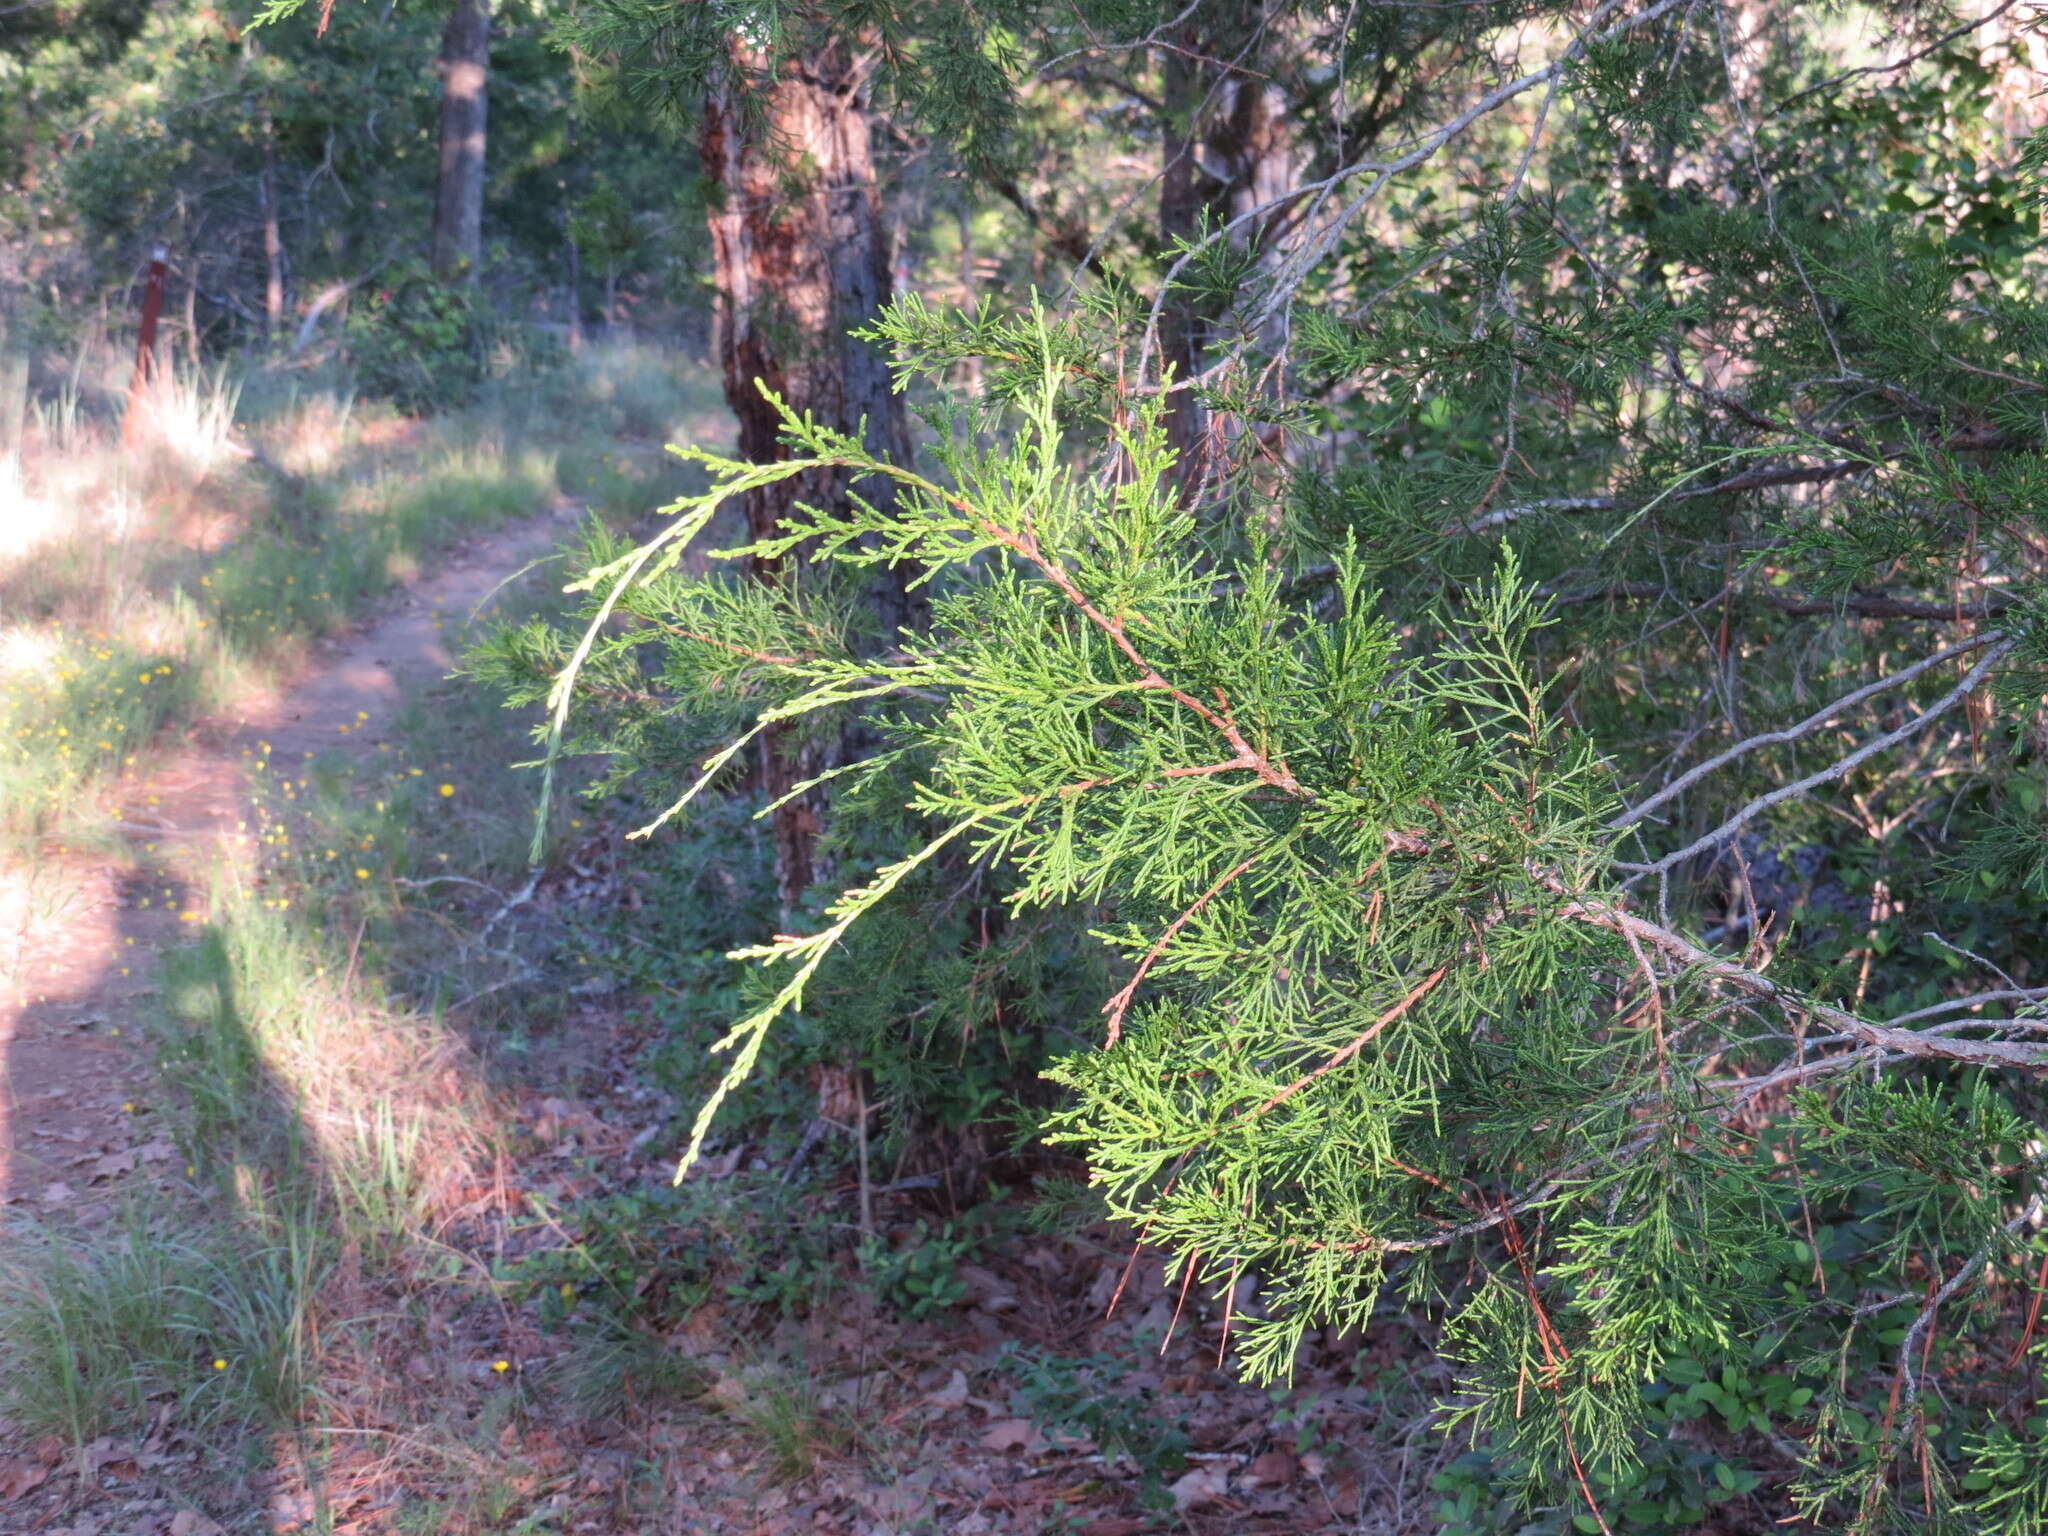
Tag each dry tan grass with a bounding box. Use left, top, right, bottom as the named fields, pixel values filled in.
left=1, top=365, right=283, bottom=575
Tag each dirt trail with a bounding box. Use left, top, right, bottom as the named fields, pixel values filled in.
left=0, top=504, right=581, bottom=1221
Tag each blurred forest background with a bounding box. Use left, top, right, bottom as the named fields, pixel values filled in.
left=5, top=4, right=2048, bottom=1536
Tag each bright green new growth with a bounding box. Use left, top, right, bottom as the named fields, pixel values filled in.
left=508, top=304, right=2048, bottom=1521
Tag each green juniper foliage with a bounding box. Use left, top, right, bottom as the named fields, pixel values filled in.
left=487, top=297, right=2048, bottom=1527
left=469, top=3, right=2048, bottom=1531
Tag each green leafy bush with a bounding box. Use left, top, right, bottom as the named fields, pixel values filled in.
left=343, top=263, right=497, bottom=409
left=861, top=1220, right=973, bottom=1319
left=466, top=7, right=2048, bottom=1529
left=494, top=306, right=2048, bottom=1528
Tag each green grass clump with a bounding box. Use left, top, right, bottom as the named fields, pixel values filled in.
left=0, top=627, right=196, bottom=838
left=201, top=440, right=560, bottom=655
left=0, top=339, right=738, bottom=1496
left=0, top=1210, right=326, bottom=1448
left=385, top=443, right=559, bottom=544
left=158, top=899, right=466, bottom=1256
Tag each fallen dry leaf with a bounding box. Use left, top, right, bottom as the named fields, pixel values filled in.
left=705, top=1373, right=754, bottom=1416
left=923, top=1367, right=970, bottom=1412
left=1168, top=1461, right=1231, bottom=1512
left=0, top=1456, right=50, bottom=1500
left=979, top=1418, right=1043, bottom=1454
left=75, top=1436, right=117, bottom=1483
left=269, top=1486, right=316, bottom=1527
left=1246, top=1447, right=1297, bottom=1485
left=89, top=1149, right=136, bottom=1182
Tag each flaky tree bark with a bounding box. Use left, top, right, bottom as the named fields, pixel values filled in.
left=700, top=36, right=920, bottom=918
left=430, top=0, right=490, bottom=280
left=1210, top=74, right=1295, bottom=351
left=1156, top=19, right=1298, bottom=498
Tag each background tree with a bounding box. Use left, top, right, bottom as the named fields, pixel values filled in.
left=429, top=0, right=491, bottom=280
left=553, top=1, right=1029, bottom=911
left=1, top=0, right=704, bottom=379
left=699, top=30, right=915, bottom=908
left=565, top=181, right=643, bottom=336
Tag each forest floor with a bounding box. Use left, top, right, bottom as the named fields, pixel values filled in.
left=0, top=373, right=1454, bottom=1536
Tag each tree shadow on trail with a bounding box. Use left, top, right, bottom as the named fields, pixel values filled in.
left=0, top=518, right=586, bottom=1531
left=0, top=856, right=334, bottom=1531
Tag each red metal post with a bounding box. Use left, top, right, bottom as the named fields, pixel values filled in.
left=122, top=245, right=170, bottom=449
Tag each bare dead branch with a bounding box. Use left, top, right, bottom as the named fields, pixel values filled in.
left=1549, top=583, right=2016, bottom=621
left=1557, top=891, right=2048, bottom=1072
left=1611, top=631, right=2006, bottom=832
left=1771, top=0, right=2026, bottom=115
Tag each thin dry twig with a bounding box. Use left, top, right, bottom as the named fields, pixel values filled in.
left=1772, top=0, right=2024, bottom=113
left=1612, top=631, right=2005, bottom=831
left=1138, top=0, right=1696, bottom=374
left=1555, top=889, right=2048, bottom=1072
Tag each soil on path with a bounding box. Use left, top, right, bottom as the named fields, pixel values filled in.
left=0, top=503, right=582, bottom=1222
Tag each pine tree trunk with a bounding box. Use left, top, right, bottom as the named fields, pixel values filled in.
left=1210, top=75, right=1294, bottom=351
left=22, top=86, right=38, bottom=244
left=700, top=36, right=920, bottom=918
left=259, top=104, right=285, bottom=342
left=1207, top=71, right=1296, bottom=508
left=430, top=0, right=489, bottom=280
left=565, top=238, right=583, bottom=352
left=1158, top=24, right=1298, bottom=497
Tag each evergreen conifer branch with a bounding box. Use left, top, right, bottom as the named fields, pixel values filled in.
left=675, top=803, right=1019, bottom=1182
left=1142, top=0, right=1696, bottom=371
left=505, top=63, right=2048, bottom=1492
